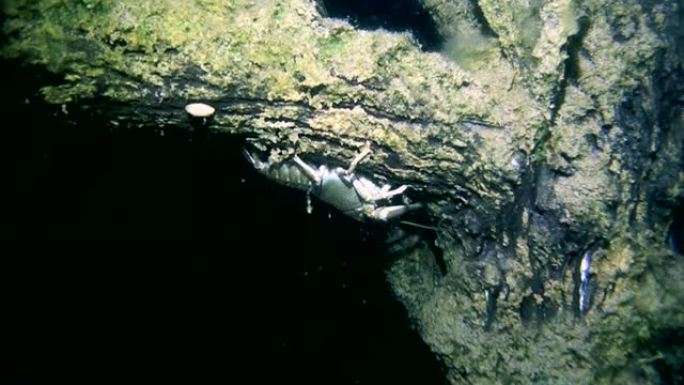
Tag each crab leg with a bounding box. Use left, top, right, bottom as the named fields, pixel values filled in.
left=346, top=141, right=373, bottom=175
left=243, top=149, right=268, bottom=171
left=380, top=184, right=407, bottom=199
left=293, top=155, right=322, bottom=185
left=368, top=203, right=423, bottom=221
left=353, top=178, right=408, bottom=202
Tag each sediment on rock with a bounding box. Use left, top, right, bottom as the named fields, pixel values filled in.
left=2, top=0, right=683, bottom=383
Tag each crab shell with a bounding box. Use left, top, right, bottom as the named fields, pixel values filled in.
left=243, top=149, right=312, bottom=191
left=244, top=150, right=372, bottom=220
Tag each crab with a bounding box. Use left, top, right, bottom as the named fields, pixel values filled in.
left=243, top=141, right=422, bottom=222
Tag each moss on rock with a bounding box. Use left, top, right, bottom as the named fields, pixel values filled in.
left=3, top=0, right=683, bottom=383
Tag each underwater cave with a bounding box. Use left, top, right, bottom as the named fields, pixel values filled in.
left=1, top=60, right=446, bottom=385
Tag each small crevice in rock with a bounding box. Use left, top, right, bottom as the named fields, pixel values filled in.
left=563, top=16, right=592, bottom=86
left=669, top=201, right=684, bottom=256
left=550, top=15, right=591, bottom=125
left=484, top=285, right=500, bottom=330
left=468, top=0, right=499, bottom=39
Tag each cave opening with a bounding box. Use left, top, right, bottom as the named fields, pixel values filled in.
left=318, top=0, right=443, bottom=51
left=1, top=60, right=446, bottom=385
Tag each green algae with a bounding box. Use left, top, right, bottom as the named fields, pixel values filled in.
left=2, top=0, right=684, bottom=383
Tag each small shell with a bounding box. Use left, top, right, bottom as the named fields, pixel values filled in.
left=185, top=102, right=215, bottom=117
left=579, top=249, right=593, bottom=314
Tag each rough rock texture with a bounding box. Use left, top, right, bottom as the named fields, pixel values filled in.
left=389, top=0, right=684, bottom=384
left=2, top=0, right=683, bottom=383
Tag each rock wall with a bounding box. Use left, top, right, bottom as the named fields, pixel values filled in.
left=388, top=0, right=684, bottom=383
left=2, top=0, right=683, bottom=383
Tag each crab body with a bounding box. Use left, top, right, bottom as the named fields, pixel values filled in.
left=246, top=157, right=312, bottom=191
left=244, top=142, right=421, bottom=222
left=313, top=167, right=366, bottom=216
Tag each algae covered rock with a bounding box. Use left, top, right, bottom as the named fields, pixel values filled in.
left=2, top=0, right=683, bottom=383
left=389, top=0, right=684, bottom=383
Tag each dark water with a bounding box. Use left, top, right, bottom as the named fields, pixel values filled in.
left=1, top=60, right=445, bottom=384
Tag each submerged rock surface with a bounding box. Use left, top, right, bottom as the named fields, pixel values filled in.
left=2, top=0, right=683, bottom=383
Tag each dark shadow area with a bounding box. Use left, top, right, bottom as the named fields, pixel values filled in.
left=319, top=0, right=443, bottom=51
left=467, top=0, right=499, bottom=38
left=549, top=15, right=591, bottom=125
left=642, top=326, right=684, bottom=385
left=0, top=60, right=446, bottom=384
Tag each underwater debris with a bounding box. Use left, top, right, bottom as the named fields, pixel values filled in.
left=579, top=249, right=592, bottom=315
left=185, top=102, right=215, bottom=118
